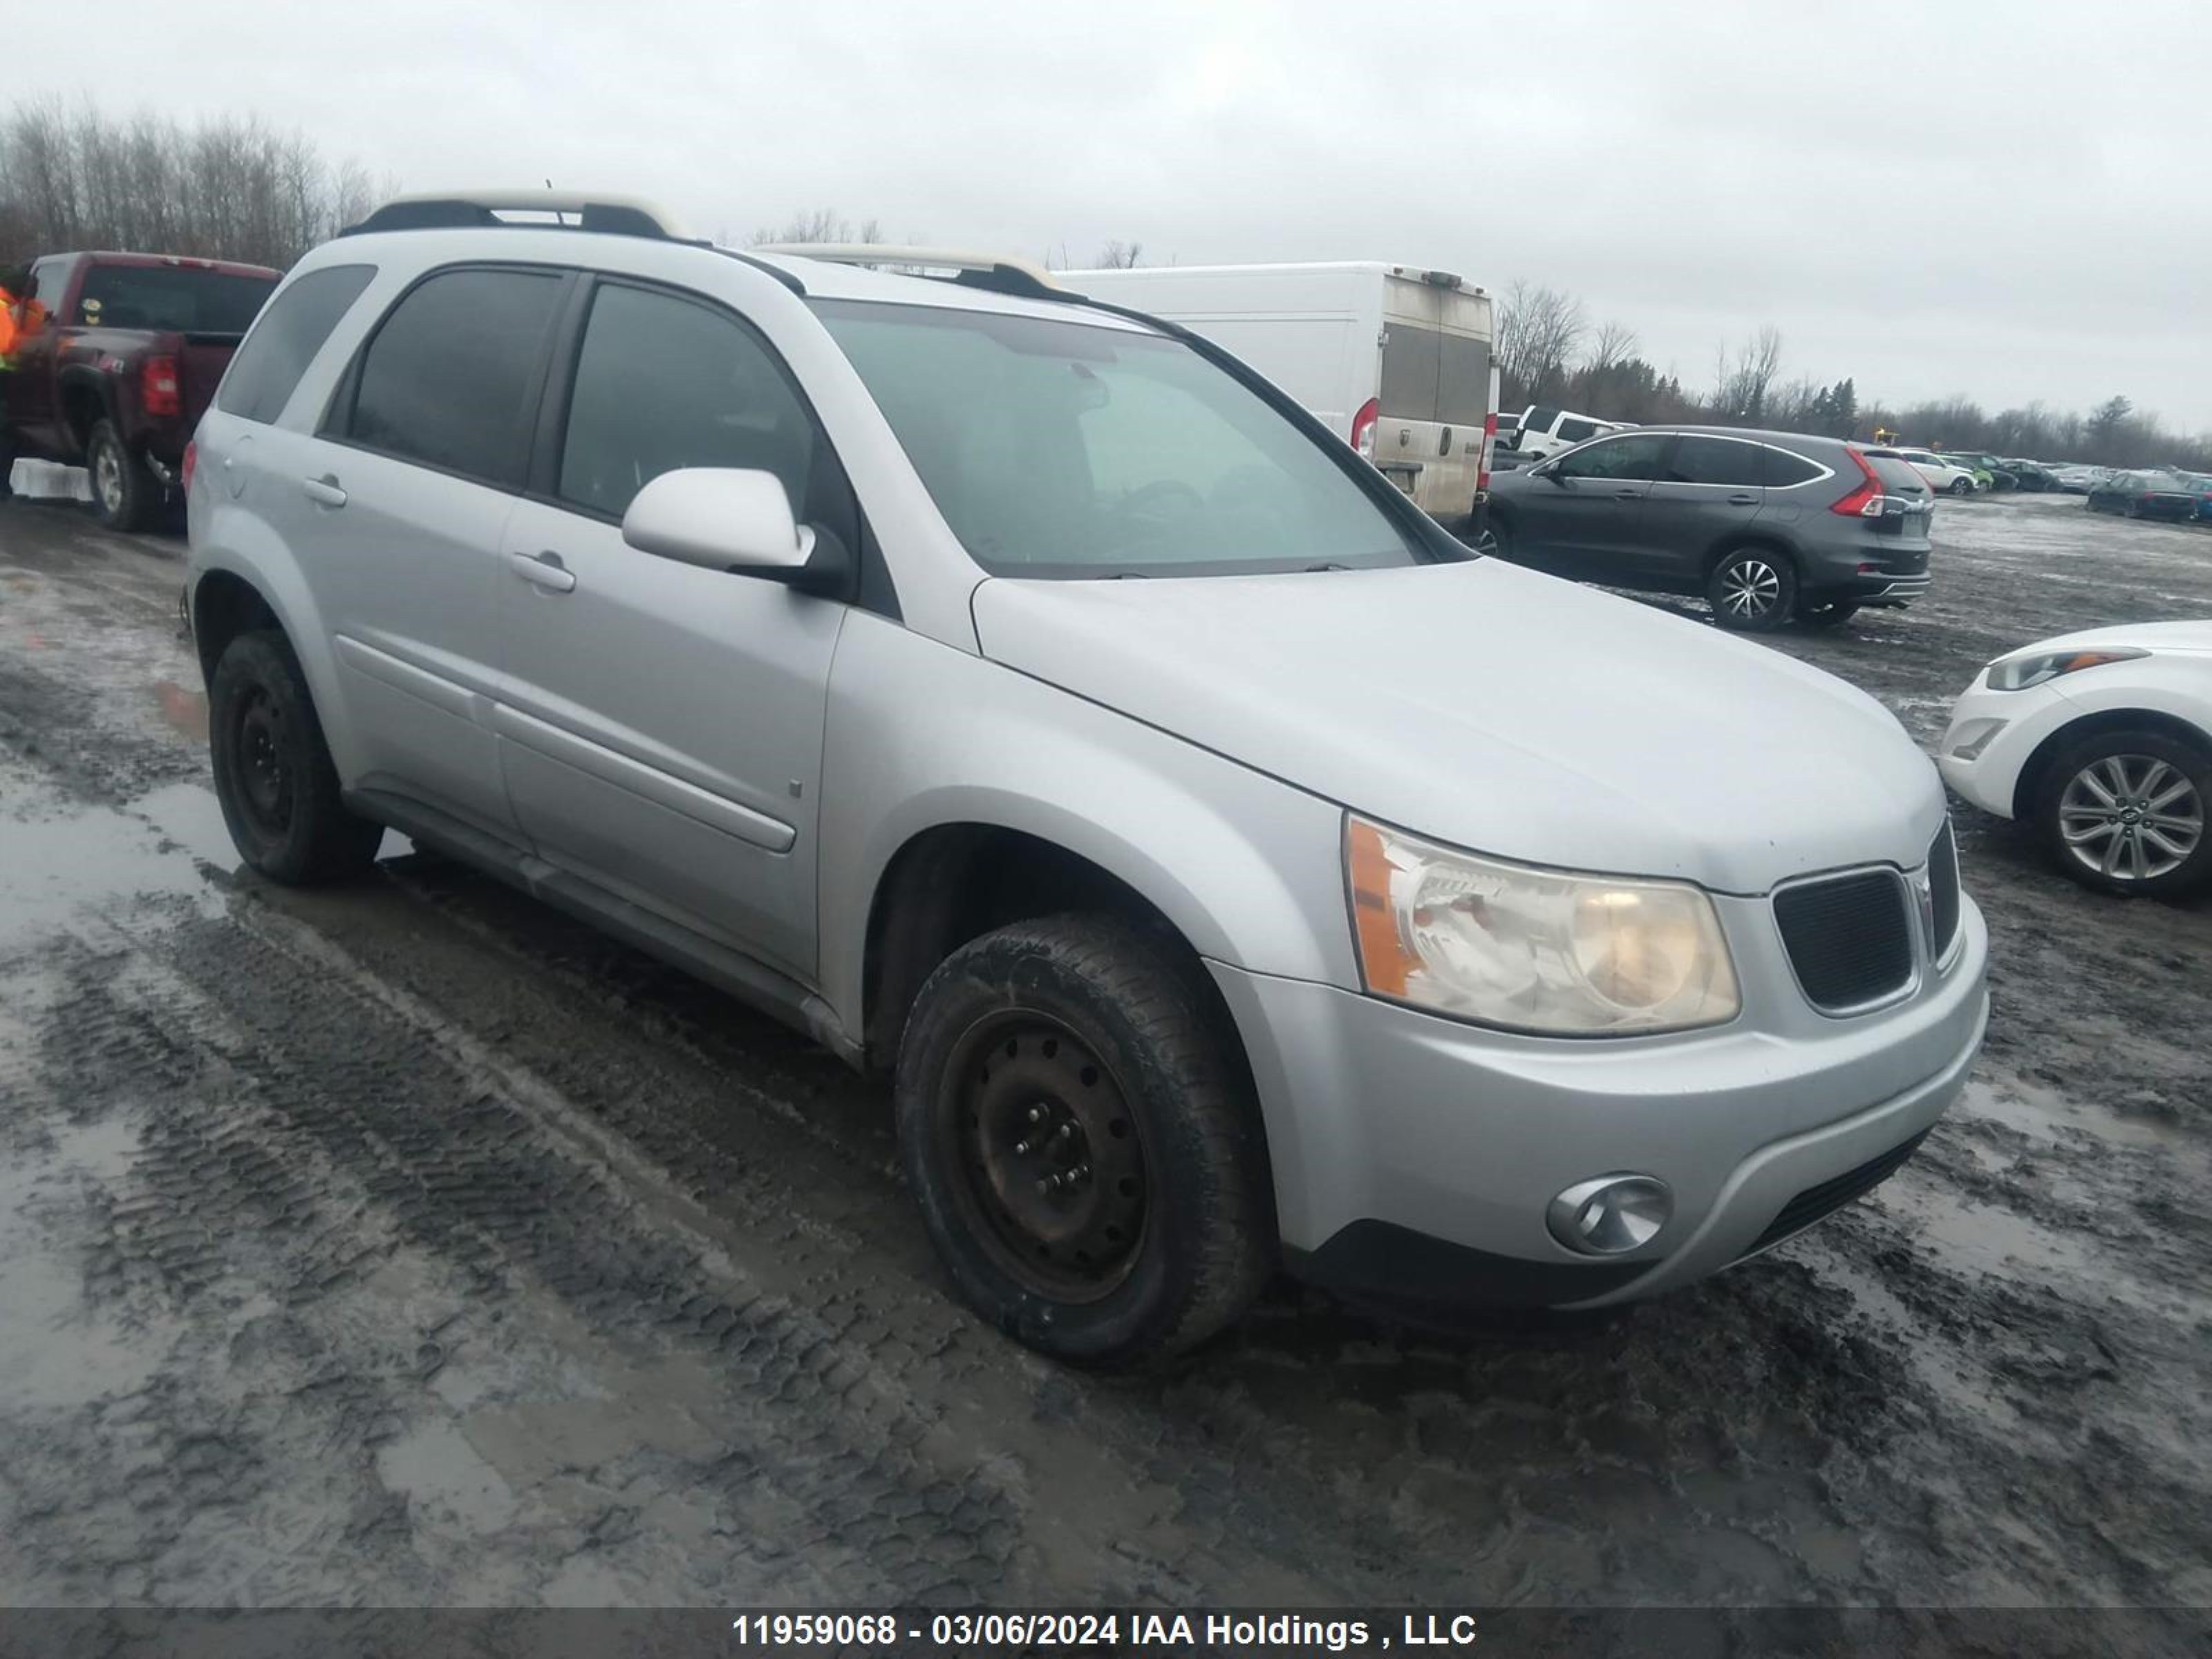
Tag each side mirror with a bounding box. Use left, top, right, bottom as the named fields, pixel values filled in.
left=621, top=468, right=850, bottom=595
left=1537, top=463, right=1567, bottom=484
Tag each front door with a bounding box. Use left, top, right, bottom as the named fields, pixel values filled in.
left=494, top=277, right=852, bottom=979
left=1519, top=431, right=1675, bottom=577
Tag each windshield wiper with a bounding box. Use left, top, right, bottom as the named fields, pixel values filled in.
left=1304, top=562, right=1351, bottom=572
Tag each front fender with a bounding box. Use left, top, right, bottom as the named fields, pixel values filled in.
left=816, top=612, right=1358, bottom=1033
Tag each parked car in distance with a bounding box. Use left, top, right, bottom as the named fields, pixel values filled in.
left=1940, top=622, right=2212, bottom=897
left=1998, top=458, right=2061, bottom=492
left=185, top=193, right=1987, bottom=1363
left=2049, top=464, right=2110, bottom=494
left=1871, top=447, right=1982, bottom=497
left=2086, top=469, right=2199, bottom=521
left=1, top=250, right=281, bottom=529
left=1515, top=404, right=1629, bottom=461
left=1070, top=261, right=1497, bottom=530
left=1943, top=452, right=2016, bottom=490
left=2180, top=475, right=2212, bottom=523
left=1481, top=425, right=1935, bottom=631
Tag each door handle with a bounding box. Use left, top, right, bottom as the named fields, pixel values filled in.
left=1614, top=489, right=1643, bottom=500
left=301, top=474, right=347, bottom=509
left=509, top=550, right=577, bottom=593
left=1725, top=493, right=1759, bottom=506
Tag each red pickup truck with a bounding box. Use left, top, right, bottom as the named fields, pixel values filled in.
left=4, top=251, right=281, bottom=530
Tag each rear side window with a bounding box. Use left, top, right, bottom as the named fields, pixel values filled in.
left=1761, top=447, right=1826, bottom=487
left=1662, top=435, right=1765, bottom=487
left=218, top=265, right=375, bottom=424
left=558, top=281, right=818, bottom=521
left=1555, top=417, right=1600, bottom=444
left=341, top=268, right=565, bottom=486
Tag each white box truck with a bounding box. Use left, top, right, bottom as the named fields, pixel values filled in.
left=1068, top=262, right=1498, bottom=531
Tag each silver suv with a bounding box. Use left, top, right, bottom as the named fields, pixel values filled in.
left=185, top=194, right=1989, bottom=1365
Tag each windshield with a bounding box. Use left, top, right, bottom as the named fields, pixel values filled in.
left=814, top=299, right=1421, bottom=577
left=78, top=263, right=276, bottom=334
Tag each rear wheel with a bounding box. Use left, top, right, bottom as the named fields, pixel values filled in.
left=88, top=420, right=159, bottom=532
left=209, top=630, right=384, bottom=883
left=1795, top=599, right=1861, bottom=630
left=1707, top=547, right=1797, bottom=632
left=2035, top=729, right=2211, bottom=898
left=895, top=914, right=1274, bottom=1367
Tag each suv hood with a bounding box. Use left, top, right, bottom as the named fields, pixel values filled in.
left=971, top=559, right=1947, bottom=894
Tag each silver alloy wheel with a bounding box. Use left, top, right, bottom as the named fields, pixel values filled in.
left=1718, top=557, right=1781, bottom=619
left=93, top=441, right=125, bottom=516
left=1472, top=527, right=1499, bottom=556
left=2057, top=753, right=2204, bottom=882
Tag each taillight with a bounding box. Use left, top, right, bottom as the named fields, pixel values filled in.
left=1477, top=410, right=1498, bottom=493
left=181, top=440, right=197, bottom=494
left=1832, top=446, right=1886, bottom=517
left=142, top=355, right=180, bottom=418
left=1350, top=397, right=1379, bottom=461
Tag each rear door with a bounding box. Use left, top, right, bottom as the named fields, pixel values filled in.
left=301, top=263, right=571, bottom=838
left=1375, top=279, right=1489, bottom=523
left=1640, top=433, right=1769, bottom=587
left=494, top=275, right=852, bottom=977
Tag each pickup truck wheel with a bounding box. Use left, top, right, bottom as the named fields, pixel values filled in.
left=209, top=630, right=384, bottom=884
left=896, top=915, right=1273, bottom=1367
left=87, top=420, right=160, bottom=532
left=1707, top=548, right=1797, bottom=632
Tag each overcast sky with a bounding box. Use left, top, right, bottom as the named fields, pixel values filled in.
left=47, top=0, right=2212, bottom=431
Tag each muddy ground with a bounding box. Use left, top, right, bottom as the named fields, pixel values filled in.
left=0, top=491, right=2206, bottom=1623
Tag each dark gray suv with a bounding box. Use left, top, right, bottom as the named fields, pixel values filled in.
left=1480, top=425, right=1935, bottom=631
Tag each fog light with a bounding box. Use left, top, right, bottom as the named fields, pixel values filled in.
left=1547, top=1174, right=1672, bottom=1255
left=1946, top=717, right=2008, bottom=760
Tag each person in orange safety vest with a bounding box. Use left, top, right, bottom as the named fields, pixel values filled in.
left=0, top=263, right=52, bottom=502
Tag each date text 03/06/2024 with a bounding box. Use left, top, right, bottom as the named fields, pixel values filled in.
left=727, top=1613, right=1484, bottom=1649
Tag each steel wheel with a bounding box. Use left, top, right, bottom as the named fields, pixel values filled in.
left=1718, top=557, right=1781, bottom=620
left=938, top=1013, right=1147, bottom=1302
left=231, top=683, right=295, bottom=838
left=2057, top=754, right=2204, bottom=883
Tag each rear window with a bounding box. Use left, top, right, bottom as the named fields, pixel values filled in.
left=77, top=263, right=276, bottom=334
left=339, top=267, right=565, bottom=487
left=217, top=265, right=375, bottom=424
left=1858, top=451, right=1930, bottom=494
left=1378, top=324, right=1441, bottom=427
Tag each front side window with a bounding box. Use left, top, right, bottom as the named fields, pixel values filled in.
left=342, top=267, right=565, bottom=486
left=218, top=265, right=375, bottom=424
left=30, top=260, right=69, bottom=311
left=77, top=264, right=276, bottom=332
left=559, top=282, right=818, bottom=520
left=1553, top=432, right=1673, bottom=481
left=1662, top=435, right=1765, bottom=487
left=1524, top=405, right=1559, bottom=432
left=816, top=300, right=1421, bottom=577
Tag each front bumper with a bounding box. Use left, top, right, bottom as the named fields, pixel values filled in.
left=1210, top=892, right=1988, bottom=1317
left=1934, top=677, right=2077, bottom=820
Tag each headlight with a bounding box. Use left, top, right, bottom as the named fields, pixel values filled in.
left=1985, top=647, right=2147, bottom=691
left=1345, top=817, right=1740, bottom=1036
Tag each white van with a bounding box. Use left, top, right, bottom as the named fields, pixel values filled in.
left=1513, top=404, right=1629, bottom=461
left=1069, top=263, right=1497, bottom=528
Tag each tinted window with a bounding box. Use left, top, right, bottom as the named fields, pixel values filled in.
left=559, top=282, right=817, bottom=520
left=1524, top=405, right=1559, bottom=431
left=1554, top=432, right=1673, bottom=481
left=344, top=268, right=563, bottom=485
left=1555, top=417, right=1601, bottom=444
left=1860, top=451, right=1929, bottom=494
left=1762, top=447, right=1826, bottom=487
left=1380, top=324, right=1442, bottom=424
left=77, top=264, right=276, bottom=332
left=1438, top=332, right=1492, bottom=427
left=1662, top=435, right=1765, bottom=487
left=30, top=259, right=69, bottom=310
left=217, top=265, right=375, bottom=424
left=818, top=299, right=1418, bottom=577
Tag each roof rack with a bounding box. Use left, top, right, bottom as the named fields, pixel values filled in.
left=753, top=244, right=1069, bottom=301
left=341, top=190, right=697, bottom=243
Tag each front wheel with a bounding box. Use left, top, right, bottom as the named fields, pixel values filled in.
left=87, top=420, right=160, bottom=532
left=1948, top=477, right=1974, bottom=498
left=1707, top=547, right=1797, bottom=632
left=894, top=915, right=1275, bottom=1367
left=2036, top=730, right=2211, bottom=897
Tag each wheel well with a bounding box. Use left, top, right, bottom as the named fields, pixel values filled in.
left=191, top=571, right=283, bottom=685
left=861, top=824, right=1244, bottom=1078
left=2012, top=709, right=2212, bottom=821
left=1703, top=534, right=1796, bottom=579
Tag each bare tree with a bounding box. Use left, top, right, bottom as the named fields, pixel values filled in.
left=1584, top=319, right=1639, bottom=378
left=1495, top=280, right=1586, bottom=404
left=1094, top=239, right=1144, bottom=269
left=1711, top=325, right=1785, bottom=420
left=747, top=208, right=884, bottom=247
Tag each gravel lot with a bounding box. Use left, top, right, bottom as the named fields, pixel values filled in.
left=1, top=490, right=2206, bottom=1624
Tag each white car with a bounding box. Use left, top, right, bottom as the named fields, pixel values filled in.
left=1938, top=622, right=2212, bottom=896
left=1871, top=447, right=1982, bottom=497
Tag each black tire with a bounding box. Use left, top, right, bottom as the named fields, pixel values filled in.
left=1478, top=514, right=1512, bottom=561
left=87, top=420, right=160, bottom=532
left=1706, top=547, right=1797, bottom=632
left=1795, top=599, right=1862, bottom=630
left=2034, top=727, right=2212, bottom=899
left=209, top=630, right=384, bottom=884
left=894, top=914, right=1274, bottom=1367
